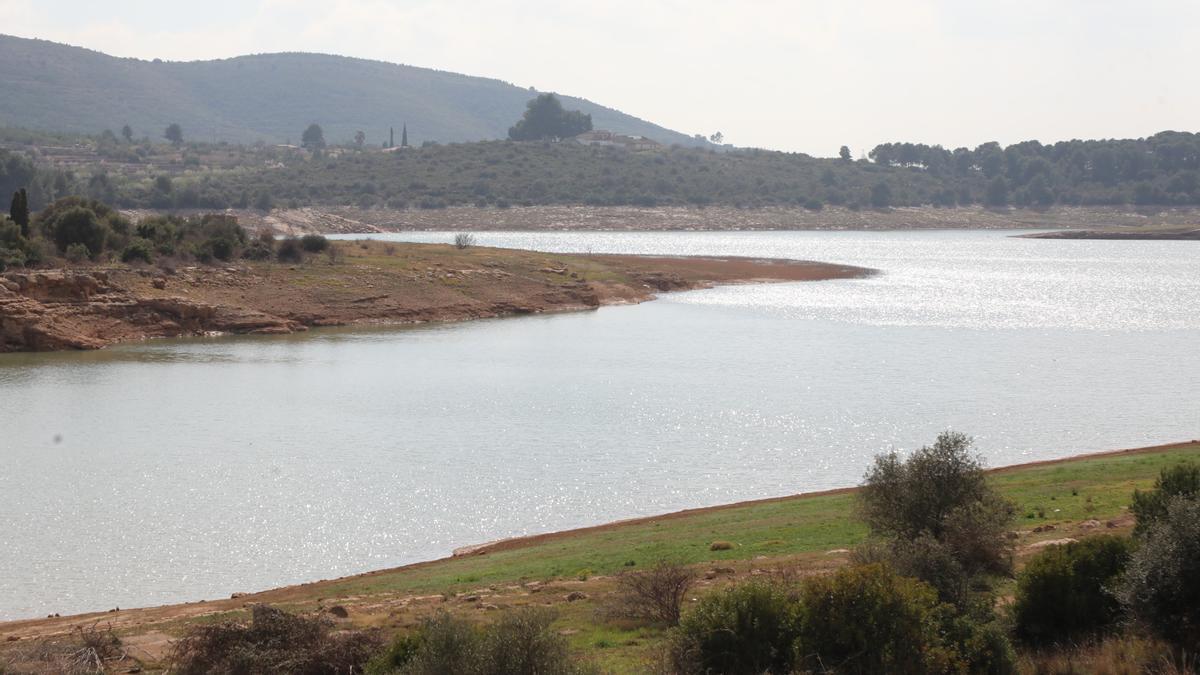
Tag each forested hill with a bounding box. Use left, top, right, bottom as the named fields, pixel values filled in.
left=0, top=35, right=705, bottom=147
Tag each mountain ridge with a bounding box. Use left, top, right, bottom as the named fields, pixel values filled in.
left=0, top=34, right=707, bottom=148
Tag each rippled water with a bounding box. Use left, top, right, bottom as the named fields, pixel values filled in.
left=2, top=230, right=1198, bottom=620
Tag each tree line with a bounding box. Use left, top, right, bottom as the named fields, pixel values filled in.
left=5, top=127, right=1200, bottom=212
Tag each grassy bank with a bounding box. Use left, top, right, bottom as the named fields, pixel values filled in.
left=3, top=440, right=1196, bottom=672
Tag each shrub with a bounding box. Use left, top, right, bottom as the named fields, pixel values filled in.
left=242, top=240, right=274, bottom=260
left=64, top=242, right=90, bottom=263
left=0, top=246, right=25, bottom=271
left=368, top=608, right=593, bottom=675
left=169, top=604, right=382, bottom=675
left=794, top=564, right=970, bottom=675
left=609, top=560, right=695, bottom=626
left=1131, top=461, right=1200, bottom=535
left=1118, top=497, right=1200, bottom=648
left=135, top=216, right=180, bottom=255
left=36, top=197, right=130, bottom=257
left=120, top=237, right=154, bottom=264
left=300, top=234, right=329, bottom=253
left=207, top=235, right=237, bottom=261
left=854, top=534, right=972, bottom=609
left=669, top=582, right=798, bottom=675
left=50, top=206, right=108, bottom=257
left=453, top=233, right=476, bottom=249
left=277, top=237, right=304, bottom=263
left=1012, top=535, right=1132, bottom=645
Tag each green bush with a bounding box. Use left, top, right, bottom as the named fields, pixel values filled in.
left=795, top=564, right=976, bottom=675
left=1118, top=497, right=1200, bottom=648
left=64, top=242, right=90, bottom=263
left=35, top=197, right=131, bottom=258
left=120, top=237, right=155, bottom=264
left=136, top=216, right=180, bottom=255
left=854, top=534, right=972, bottom=609
left=207, top=235, right=237, bottom=261
left=300, top=234, right=329, bottom=252
left=670, top=581, right=798, bottom=675
left=858, top=431, right=1015, bottom=609
left=369, top=608, right=593, bottom=675
left=49, top=206, right=108, bottom=257
left=1012, top=535, right=1132, bottom=645
left=1131, top=461, right=1200, bottom=535
left=277, top=237, right=303, bottom=263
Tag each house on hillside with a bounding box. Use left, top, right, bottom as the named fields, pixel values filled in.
left=573, top=130, right=661, bottom=151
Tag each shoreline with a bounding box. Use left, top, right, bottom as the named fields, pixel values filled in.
left=0, top=242, right=870, bottom=353
left=112, top=204, right=1200, bottom=236
left=2, top=438, right=1194, bottom=633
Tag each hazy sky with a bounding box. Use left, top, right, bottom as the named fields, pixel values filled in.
left=4, top=0, right=1197, bottom=155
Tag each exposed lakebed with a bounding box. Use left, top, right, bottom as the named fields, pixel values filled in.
left=2, top=229, right=1198, bottom=620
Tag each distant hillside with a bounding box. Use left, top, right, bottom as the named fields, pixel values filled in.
left=0, top=35, right=707, bottom=148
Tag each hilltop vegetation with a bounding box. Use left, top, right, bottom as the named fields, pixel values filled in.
left=5, top=125, right=1200, bottom=214
left=0, top=34, right=704, bottom=148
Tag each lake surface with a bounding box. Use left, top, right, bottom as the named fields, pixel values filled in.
left=3, top=230, right=1198, bottom=620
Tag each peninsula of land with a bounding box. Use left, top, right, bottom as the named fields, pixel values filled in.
left=0, top=240, right=869, bottom=352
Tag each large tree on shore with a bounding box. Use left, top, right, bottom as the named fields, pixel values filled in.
left=508, top=94, right=592, bottom=141
left=164, top=123, right=183, bottom=146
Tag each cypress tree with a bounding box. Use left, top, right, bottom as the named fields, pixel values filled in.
left=388, top=127, right=394, bottom=148
left=10, top=188, right=29, bottom=238
left=401, top=123, right=408, bottom=148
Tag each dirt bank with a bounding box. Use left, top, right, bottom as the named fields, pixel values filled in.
left=0, top=241, right=868, bottom=352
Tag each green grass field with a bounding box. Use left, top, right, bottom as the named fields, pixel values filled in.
left=316, top=442, right=1199, bottom=601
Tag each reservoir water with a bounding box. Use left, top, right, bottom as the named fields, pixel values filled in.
left=2, top=230, right=1198, bottom=620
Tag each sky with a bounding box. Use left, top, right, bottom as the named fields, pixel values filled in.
left=3, top=0, right=1197, bottom=156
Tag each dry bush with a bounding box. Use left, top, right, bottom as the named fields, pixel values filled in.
left=453, top=233, right=476, bottom=249
left=169, top=604, right=382, bottom=675
left=609, top=561, right=696, bottom=626
left=1, top=623, right=125, bottom=675
left=1019, top=634, right=1196, bottom=675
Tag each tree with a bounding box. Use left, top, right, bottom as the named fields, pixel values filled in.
left=985, top=177, right=1009, bottom=207
left=870, top=181, right=892, bottom=208
left=859, top=432, right=1015, bottom=581
left=50, top=206, right=108, bottom=257
left=507, top=94, right=592, bottom=141
left=1131, top=462, right=1200, bottom=536
left=301, top=124, right=325, bottom=150
left=401, top=123, right=408, bottom=148
left=121, top=124, right=133, bottom=142
left=709, top=131, right=724, bottom=145
left=1118, top=497, right=1200, bottom=648
left=353, top=130, right=366, bottom=148
left=164, top=123, right=183, bottom=146
left=9, top=188, right=29, bottom=238
left=839, top=145, right=852, bottom=161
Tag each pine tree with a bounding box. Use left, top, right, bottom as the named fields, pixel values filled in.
left=10, top=188, right=29, bottom=238
left=401, top=123, right=408, bottom=148
left=388, top=127, right=394, bottom=148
